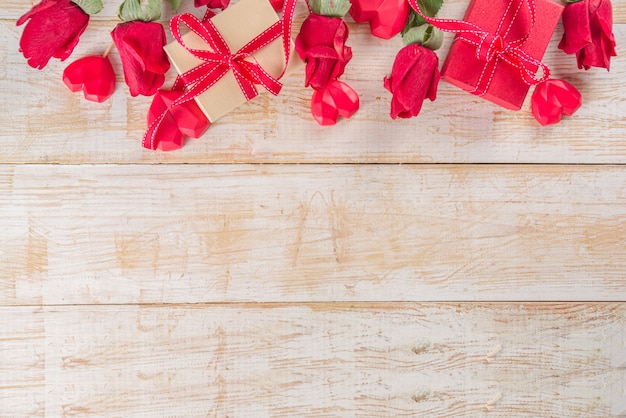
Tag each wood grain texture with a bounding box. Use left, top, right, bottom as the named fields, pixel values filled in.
left=2, top=164, right=626, bottom=305
left=0, top=3, right=624, bottom=163
left=3, top=1, right=626, bottom=415
left=1, top=303, right=625, bottom=417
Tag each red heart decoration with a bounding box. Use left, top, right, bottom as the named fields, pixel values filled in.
left=62, top=55, right=116, bottom=103
left=350, top=0, right=410, bottom=39
left=311, top=80, right=360, bottom=126
left=144, top=90, right=211, bottom=151
left=531, top=79, right=582, bottom=126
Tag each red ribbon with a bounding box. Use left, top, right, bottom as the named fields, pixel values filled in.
left=407, top=0, right=550, bottom=97
left=143, top=0, right=297, bottom=150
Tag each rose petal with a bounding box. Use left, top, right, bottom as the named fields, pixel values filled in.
left=17, top=0, right=89, bottom=69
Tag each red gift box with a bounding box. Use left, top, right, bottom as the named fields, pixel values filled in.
left=440, top=0, right=563, bottom=110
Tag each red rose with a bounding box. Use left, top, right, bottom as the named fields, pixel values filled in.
left=111, top=21, right=170, bottom=97
left=195, top=0, right=230, bottom=9
left=16, top=0, right=89, bottom=69
left=559, top=0, right=617, bottom=70
left=295, top=14, right=352, bottom=90
left=383, top=44, right=439, bottom=119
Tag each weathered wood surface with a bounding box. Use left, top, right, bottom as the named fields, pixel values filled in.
left=0, top=3, right=624, bottom=163
left=2, top=303, right=625, bottom=417
left=2, top=164, right=626, bottom=305
left=2, top=1, right=625, bottom=416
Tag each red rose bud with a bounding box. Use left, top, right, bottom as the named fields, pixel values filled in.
left=350, top=0, right=410, bottom=39
left=311, top=80, right=360, bottom=125
left=195, top=0, right=230, bottom=10
left=559, top=0, right=617, bottom=70
left=16, top=0, right=89, bottom=69
left=63, top=55, right=116, bottom=103
left=111, top=21, right=170, bottom=97
left=531, top=79, right=582, bottom=126
left=384, top=44, right=440, bottom=119
left=295, top=14, right=352, bottom=90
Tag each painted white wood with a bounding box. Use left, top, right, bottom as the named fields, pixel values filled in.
left=2, top=164, right=626, bottom=305
left=2, top=2, right=625, bottom=416
left=2, top=303, right=624, bottom=417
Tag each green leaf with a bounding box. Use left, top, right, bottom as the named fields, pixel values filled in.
left=402, top=10, right=426, bottom=35
left=71, top=0, right=104, bottom=15
left=402, top=24, right=443, bottom=50
left=401, top=0, right=443, bottom=35
left=118, top=0, right=161, bottom=22
left=420, top=0, right=443, bottom=18
left=422, top=26, right=443, bottom=50
left=167, top=0, right=182, bottom=10
left=309, top=0, right=352, bottom=17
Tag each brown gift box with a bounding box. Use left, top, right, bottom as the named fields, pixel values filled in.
left=164, top=0, right=301, bottom=122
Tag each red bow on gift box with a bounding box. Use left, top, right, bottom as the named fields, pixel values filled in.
left=407, top=0, right=550, bottom=97
left=407, top=0, right=582, bottom=124
left=143, top=0, right=298, bottom=150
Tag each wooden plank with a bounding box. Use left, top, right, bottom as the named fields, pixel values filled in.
left=0, top=306, right=45, bottom=416
left=1, top=17, right=625, bottom=163
left=1, top=303, right=624, bottom=417
left=2, top=164, right=626, bottom=305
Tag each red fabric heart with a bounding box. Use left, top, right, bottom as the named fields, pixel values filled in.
left=62, top=55, right=116, bottom=103
left=311, top=80, right=360, bottom=125
left=144, top=90, right=211, bottom=151
left=350, top=0, right=410, bottom=39
left=531, top=79, right=582, bottom=126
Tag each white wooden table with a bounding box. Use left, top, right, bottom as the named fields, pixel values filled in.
left=1, top=0, right=625, bottom=416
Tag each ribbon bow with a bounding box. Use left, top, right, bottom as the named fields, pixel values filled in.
left=170, top=13, right=284, bottom=102
left=143, top=2, right=298, bottom=150
left=407, top=0, right=550, bottom=96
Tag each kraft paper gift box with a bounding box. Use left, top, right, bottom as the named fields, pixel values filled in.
left=164, top=0, right=302, bottom=122
left=440, top=0, right=564, bottom=110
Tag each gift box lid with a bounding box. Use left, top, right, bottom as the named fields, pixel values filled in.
left=164, top=0, right=302, bottom=122
left=440, top=0, right=563, bottom=110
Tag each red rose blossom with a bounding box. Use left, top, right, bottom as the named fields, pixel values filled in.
left=195, top=0, right=230, bottom=10
left=295, top=14, right=352, bottom=90
left=559, top=0, right=617, bottom=70
left=111, top=21, right=170, bottom=97
left=16, top=0, right=89, bottom=70
left=384, top=44, right=440, bottom=119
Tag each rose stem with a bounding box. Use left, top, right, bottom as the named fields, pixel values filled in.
left=102, top=42, right=114, bottom=59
